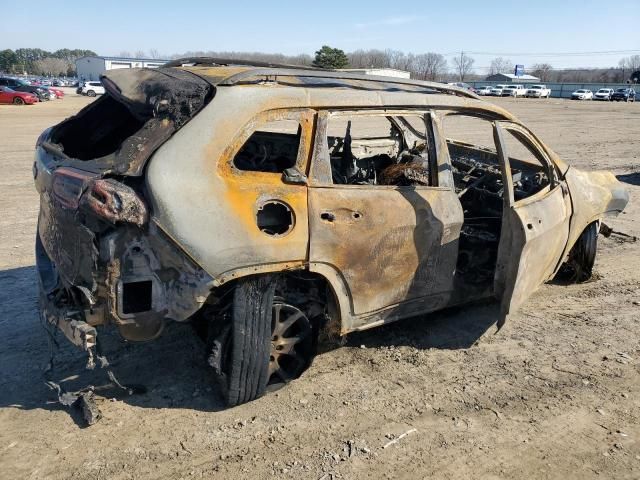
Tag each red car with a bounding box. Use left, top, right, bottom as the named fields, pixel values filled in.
left=0, top=86, right=38, bottom=105
left=47, top=87, right=64, bottom=98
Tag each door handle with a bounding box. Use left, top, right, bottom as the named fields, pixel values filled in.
left=320, top=212, right=335, bottom=222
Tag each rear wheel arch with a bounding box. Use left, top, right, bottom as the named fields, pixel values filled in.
left=202, top=270, right=341, bottom=406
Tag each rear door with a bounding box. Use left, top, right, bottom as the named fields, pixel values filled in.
left=493, top=121, right=571, bottom=324
left=308, top=110, right=463, bottom=317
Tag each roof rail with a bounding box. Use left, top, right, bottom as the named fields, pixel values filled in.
left=163, top=56, right=327, bottom=71
left=164, top=57, right=479, bottom=99
left=219, top=68, right=478, bottom=99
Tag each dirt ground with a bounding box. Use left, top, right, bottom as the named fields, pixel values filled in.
left=1, top=90, right=639, bottom=480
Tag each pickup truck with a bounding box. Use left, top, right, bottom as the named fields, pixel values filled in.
left=490, top=84, right=507, bottom=96
left=525, top=84, right=551, bottom=98
left=501, top=84, right=528, bottom=97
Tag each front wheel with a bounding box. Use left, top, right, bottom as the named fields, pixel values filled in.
left=556, top=222, right=598, bottom=283
left=13, top=97, right=25, bottom=105
left=86, top=90, right=96, bottom=97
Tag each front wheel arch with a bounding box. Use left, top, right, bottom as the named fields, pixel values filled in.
left=555, top=222, right=598, bottom=283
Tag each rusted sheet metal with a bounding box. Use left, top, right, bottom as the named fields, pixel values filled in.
left=562, top=168, right=629, bottom=259
left=145, top=90, right=316, bottom=284
left=308, top=185, right=463, bottom=317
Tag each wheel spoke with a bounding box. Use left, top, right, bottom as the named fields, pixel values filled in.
left=268, top=302, right=312, bottom=386
left=277, top=310, right=304, bottom=334
left=274, top=335, right=301, bottom=355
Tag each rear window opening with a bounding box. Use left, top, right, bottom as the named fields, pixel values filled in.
left=44, top=67, right=213, bottom=176
left=51, top=95, right=147, bottom=159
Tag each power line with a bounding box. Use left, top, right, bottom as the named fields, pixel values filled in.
left=443, top=49, right=640, bottom=57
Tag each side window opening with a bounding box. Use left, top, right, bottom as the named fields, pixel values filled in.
left=501, top=128, right=550, bottom=200
left=234, top=119, right=301, bottom=173
left=326, top=114, right=432, bottom=186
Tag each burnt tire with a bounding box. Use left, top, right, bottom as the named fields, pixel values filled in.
left=556, top=222, right=598, bottom=283
left=224, top=275, right=275, bottom=407
left=13, top=97, right=24, bottom=105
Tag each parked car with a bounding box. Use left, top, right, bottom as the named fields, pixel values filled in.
left=501, top=84, right=527, bottom=97
left=81, top=81, right=105, bottom=97
left=476, top=86, right=493, bottom=96
left=448, top=82, right=476, bottom=93
left=47, top=87, right=64, bottom=99
left=490, top=84, right=507, bottom=96
left=593, top=88, right=614, bottom=101
left=571, top=89, right=593, bottom=100
left=610, top=88, right=636, bottom=102
left=34, top=60, right=628, bottom=409
left=0, top=86, right=38, bottom=105
left=525, top=85, right=551, bottom=98
left=0, top=77, right=48, bottom=101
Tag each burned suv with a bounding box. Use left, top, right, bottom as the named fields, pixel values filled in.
left=35, top=59, right=628, bottom=407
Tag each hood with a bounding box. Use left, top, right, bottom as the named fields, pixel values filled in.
left=566, top=168, right=629, bottom=221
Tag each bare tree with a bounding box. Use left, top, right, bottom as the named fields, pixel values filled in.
left=619, top=55, right=640, bottom=71
left=118, top=51, right=132, bottom=58
left=489, top=57, right=514, bottom=75
left=619, top=55, right=640, bottom=81
left=385, top=50, right=413, bottom=71
left=148, top=48, right=161, bottom=59
left=530, top=63, right=553, bottom=82
left=413, top=53, right=448, bottom=81
left=453, top=53, right=474, bottom=81
left=134, top=50, right=146, bottom=59
left=348, top=49, right=388, bottom=68
left=33, top=57, right=68, bottom=76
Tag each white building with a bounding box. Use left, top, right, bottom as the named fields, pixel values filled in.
left=484, top=73, right=540, bottom=84
left=75, top=56, right=169, bottom=81
left=339, top=68, right=411, bottom=79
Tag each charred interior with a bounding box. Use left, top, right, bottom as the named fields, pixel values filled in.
left=51, top=95, right=147, bottom=159
left=449, top=140, right=550, bottom=286
left=328, top=116, right=432, bottom=186
left=450, top=142, right=505, bottom=286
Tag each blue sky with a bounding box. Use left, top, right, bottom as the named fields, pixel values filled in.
left=2, top=0, right=639, bottom=70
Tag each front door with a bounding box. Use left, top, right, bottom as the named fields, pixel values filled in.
left=493, top=122, right=572, bottom=324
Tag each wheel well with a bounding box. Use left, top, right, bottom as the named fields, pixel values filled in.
left=195, top=271, right=342, bottom=343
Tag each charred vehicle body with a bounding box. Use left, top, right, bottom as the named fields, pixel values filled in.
left=35, top=59, right=628, bottom=406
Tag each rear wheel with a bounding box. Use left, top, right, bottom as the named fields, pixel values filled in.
left=269, top=302, right=313, bottom=387
left=556, top=222, right=598, bottom=283
left=208, top=275, right=317, bottom=406
left=13, top=97, right=24, bottom=105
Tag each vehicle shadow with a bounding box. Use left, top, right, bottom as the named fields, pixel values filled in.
left=616, top=172, right=640, bottom=186
left=345, top=293, right=499, bottom=351
left=0, top=265, right=227, bottom=425
left=0, top=264, right=497, bottom=426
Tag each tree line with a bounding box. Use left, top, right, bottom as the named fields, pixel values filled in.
left=0, top=48, right=97, bottom=76
left=175, top=47, right=640, bottom=84
left=2, top=45, right=638, bottom=84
